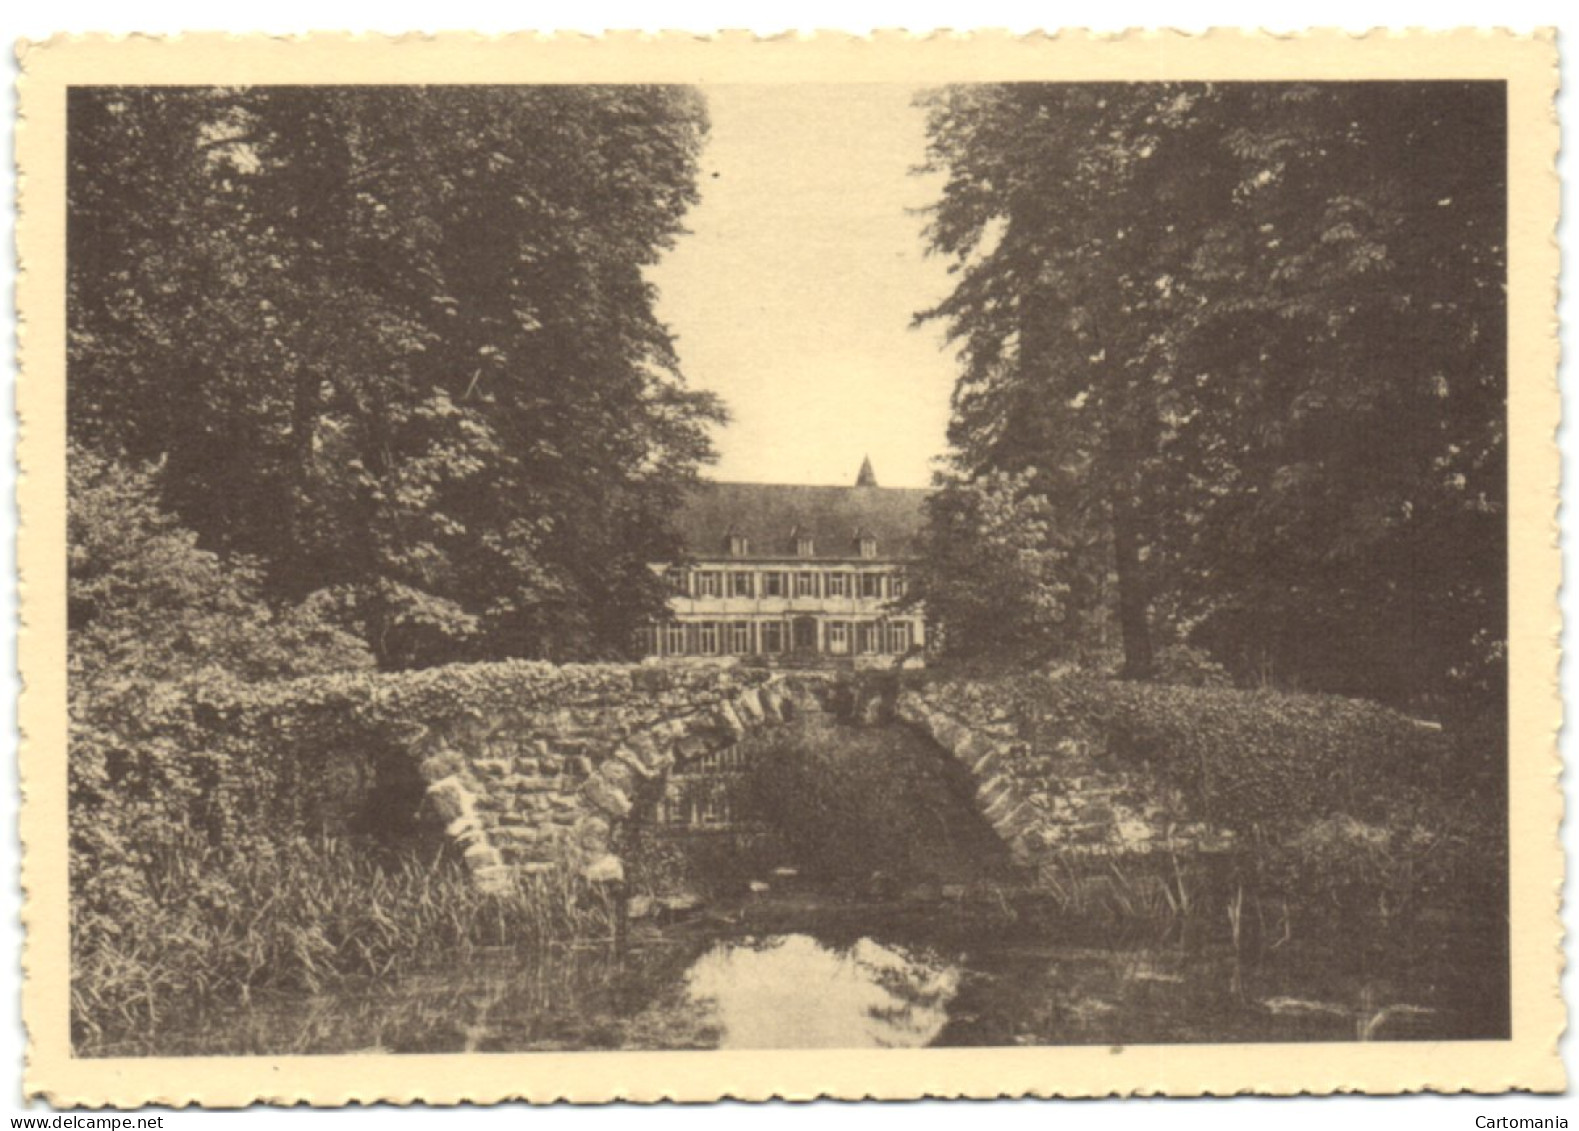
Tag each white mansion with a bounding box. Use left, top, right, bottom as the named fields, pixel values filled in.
left=643, top=458, right=927, bottom=665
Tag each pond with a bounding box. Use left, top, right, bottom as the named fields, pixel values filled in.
left=87, top=893, right=1506, bottom=1056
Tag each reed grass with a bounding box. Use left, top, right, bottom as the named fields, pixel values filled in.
left=1036, top=854, right=1206, bottom=933
left=71, top=835, right=616, bottom=1046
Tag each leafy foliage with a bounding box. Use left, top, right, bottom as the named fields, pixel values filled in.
left=915, top=83, right=1506, bottom=714
left=950, top=671, right=1452, bottom=831
left=905, top=470, right=1107, bottom=662
left=69, top=84, right=722, bottom=667
left=69, top=443, right=373, bottom=687
left=65, top=449, right=676, bottom=1044
left=68, top=448, right=379, bottom=1040
left=1149, top=644, right=1233, bottom=689
left=1095, top=684, right=1450, bottom=831
left=742, top=718, right=1012, bottom=883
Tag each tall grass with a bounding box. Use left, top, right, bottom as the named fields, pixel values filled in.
left=1038, top=855, right=1201, bottom=931
left=71, top=835, right=616, bottom=1047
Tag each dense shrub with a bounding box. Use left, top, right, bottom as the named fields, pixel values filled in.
left=1110, top=684, right=1452, bottom=830
left=1149, top=644, right=1233, bottom=689
left=741, top=717, right=1013, bottom=884
left=69, top=448, right=383, bottom=1041
left=904, top=470, right=1106, bottom=664
left=68, top=444, right=373, bottom=687
left=1250, top=792, right=1502, bottom=922
left=962, top=672, right=1452, bottom=832
left=67, top=449, right=645, bottom=1045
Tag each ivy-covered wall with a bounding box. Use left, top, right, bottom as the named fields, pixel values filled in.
left=897, top=672, right=1449, bottom=876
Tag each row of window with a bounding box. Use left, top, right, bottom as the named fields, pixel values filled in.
left=668, top=569, right=906, bottom=601
left=645, top=619, right=915, bottom=657
left=727, top=534, right=879, bottom=559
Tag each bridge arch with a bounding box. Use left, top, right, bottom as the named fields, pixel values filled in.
left=409, top=663, right=1221, bottom=893
left=153, top=660, right=1238, bottom=902
left=419, top=666, right=844, bottom=892
left=562, top=675, right=839, bottom=888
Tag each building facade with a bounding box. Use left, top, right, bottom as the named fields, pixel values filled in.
left=643, top=460, right=927, bottom=666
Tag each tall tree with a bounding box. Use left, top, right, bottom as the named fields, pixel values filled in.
left=918, top=84, right=1233, bottom=677
left=69, top=85, right=724, bottom=667
left=917, top=82, right=1505, bottom=711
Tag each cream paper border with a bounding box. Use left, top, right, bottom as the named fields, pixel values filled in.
left=15, top=29, right=1563, bottom=1105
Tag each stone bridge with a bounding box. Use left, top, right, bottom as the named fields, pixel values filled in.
left=413, top=664, right=848, bottom=891
left=385, top=662, right=1226, bottom=891
left=186, top=660, right=1228, bottom=891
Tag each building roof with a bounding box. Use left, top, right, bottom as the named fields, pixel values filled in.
left=672, top=480, right=930, bottom=562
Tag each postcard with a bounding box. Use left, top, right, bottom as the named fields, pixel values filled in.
left=16, top=29, right=1562, bottom=1104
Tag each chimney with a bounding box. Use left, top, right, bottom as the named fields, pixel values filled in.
left=856, top=455, right=878, bottom=488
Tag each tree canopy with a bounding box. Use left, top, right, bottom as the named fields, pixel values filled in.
left=69, top=84, right=723, bottom=668
left=916, top=82, right=1506, bottom=715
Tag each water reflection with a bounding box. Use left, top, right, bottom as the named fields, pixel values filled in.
left=684, top=934, right=959, bottom=1048
left=80, top=914, right=1491, bottom=1056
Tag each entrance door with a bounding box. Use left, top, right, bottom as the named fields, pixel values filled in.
left=792, top=616, right=819, bottom=654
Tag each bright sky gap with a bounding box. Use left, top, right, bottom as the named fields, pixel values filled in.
left=650, top=84, right=958, bottom=489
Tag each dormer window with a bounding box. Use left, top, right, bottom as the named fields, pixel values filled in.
left=858, top=535, right=878, bottom=559
left=793, top=528, right=815, bottom=557
left=727, top=532, right=750, bottom=557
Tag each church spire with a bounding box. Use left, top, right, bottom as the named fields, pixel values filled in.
left=855, top=455, right=878, bottom=488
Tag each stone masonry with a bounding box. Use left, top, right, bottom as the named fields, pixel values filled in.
left=894, top=678, right=1231, bottom=877
left=220, top=661, right=1227, bottom=892
left=408, top=663, right=839, bottom=892
left=406, top=665, right=1228, bottom=892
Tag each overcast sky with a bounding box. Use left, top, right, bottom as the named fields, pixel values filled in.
left=650, top=84, right=958, bottom=489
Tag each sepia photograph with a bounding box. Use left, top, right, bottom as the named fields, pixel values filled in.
left=15, top=30, right=1562, bottom=1104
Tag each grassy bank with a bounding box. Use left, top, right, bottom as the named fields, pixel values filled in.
left=72, top=835, right=617, bottom=1050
